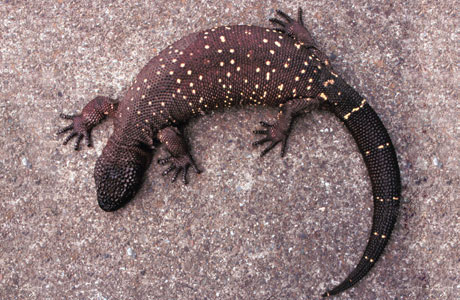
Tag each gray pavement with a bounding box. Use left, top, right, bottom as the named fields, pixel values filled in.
left=1, top=0, right=459, bottom=299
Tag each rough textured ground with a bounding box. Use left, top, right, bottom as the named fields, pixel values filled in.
left=1, top=0, right=459, bottom=299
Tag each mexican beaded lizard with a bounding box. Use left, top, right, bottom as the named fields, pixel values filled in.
left=58, top=9, right=401, bottom=297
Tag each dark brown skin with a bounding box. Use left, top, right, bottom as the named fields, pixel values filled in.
left=58, top=9, right=401, bottom=297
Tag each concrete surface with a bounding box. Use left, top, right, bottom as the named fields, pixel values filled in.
left=1, top=0, right=459, bottom=299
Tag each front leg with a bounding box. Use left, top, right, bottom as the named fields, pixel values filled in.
left=57, top=96, right=118, bottom=150
left=253, top=97, right=321, bottom=157
left=157, top=127, right=201, bottom=184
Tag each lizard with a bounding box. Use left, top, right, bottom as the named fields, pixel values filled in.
left=57, top=8, right=401, bottom=297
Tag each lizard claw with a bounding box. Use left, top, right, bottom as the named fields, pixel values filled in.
left=57, top=113, right=93, bottom=150
left=269, top=8, right=315, bottom=47
left=158, top=154, right=201, bottom=184
left=252, top=121, right=289, bottom=157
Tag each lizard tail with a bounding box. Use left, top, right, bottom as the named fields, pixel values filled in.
left=323, top=84, right=401, bottom=297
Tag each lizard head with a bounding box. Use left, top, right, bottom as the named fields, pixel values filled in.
left=94, top=140, right=153, bottom=211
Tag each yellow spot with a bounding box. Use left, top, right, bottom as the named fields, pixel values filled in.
left=172, top=59, right=177, bottom=63
left=148, top=101, right=152, bottom=105
left=143, top=79, right=147, bottom=83
left=187, top=70, right=192, bottom=75
left=308, top=78, right=313, bottom=83
left=189, top=102, right=193, bottom=106
left=374, top=232, right=379, bottom=236
left=393, top=196, right=399, bottom=200
left=343, top=99, right=366, bottom=119
left=226, top=72, right=231, bottom=77
left=137, top=111, right=141, bottom=115
left=236, top=66, right=241, bottom=72
left=278, top=84, right=284, bottom=91
left=319, top=93, right=327, bottom=100
left=292, top=88, right=297, bottom=94
left=229, top=49, right=235, bottom=53
left=136, top=87, right=140, bottom=91
left=192, top=89, right=196, bottom=94
left=266, top=72, right=270, bottom=80
left=266, top=60, right=271, bottom=66
left=220, top=62, right=225, bottom=67
left=180, top=63, right=185, bottom=68
left=230, top=59, right=235, bottom=64
left=177, top=79, right=181, bottom=84
left=169, top=71, right=174, bottom=75
left=189, top=82, right=194, bottom=87
left=323, top=79, right=335, bottom=87
left=199, top=75, right=203, bottom=80
left=381, top=235, right=386, bottom=239
left=156, top=71, right=161, bottom=75
left=255, top=84, right=259, bottom=89
left=275, top=41, right=281, bottom=47
left=256, top=67, right=260, bottom=72
left=370, top=259, right=374, bottom=263
left=199, top=97, right=204, bottom=103
left=295, top=76, right=300, bottom=81
left=141, top=95, right=145, bottom=99
left=307, top=86, right=311, bottom=90
left=365, top=150, right=371, bottom=155
left=220, top=36, right=226, bottom=43
left=218, top=49, right=223, bottom=53
left=270, top=50, right=275, bottom=55
left=145, top=119, right=149, bottom=123
left=304, top=61, right=308, bottom=66
left=294, top=43, right=301, bottom=49
left=205, top=45, right=210, bottom=49
left=161, top=102, right=165, bottom=107
left=177, top=88, right=181, bottom=93
left=263, top=38, right=268, bottom=43
left=301, top=69, right=306, bottom=74
left=284, top=63, right=289, bottom=68
left=161, top=64, right=165, bottom=68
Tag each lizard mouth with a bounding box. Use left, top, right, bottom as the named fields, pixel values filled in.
left=94, top=141, right=153, bottom=211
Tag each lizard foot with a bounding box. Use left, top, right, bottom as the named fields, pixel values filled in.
left=157, top=126, right=201, bottom=184
left=253, top=121, right=290, bottom=157
left=269, top=8, right=316, bottom=48
left=158, top=154, right=201, bottom=184
left=57, top=113, right=93, bottom=150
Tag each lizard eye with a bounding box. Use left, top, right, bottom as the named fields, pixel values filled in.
left=94, top=142, right=152, bottom=211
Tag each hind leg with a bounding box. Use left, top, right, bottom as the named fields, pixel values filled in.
left=270, top=8, right=332, bottom=68
left=253, top=97, right=321, bottom=157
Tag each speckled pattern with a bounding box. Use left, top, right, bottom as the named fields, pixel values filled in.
left=1, top=1, right=459, bottom=299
